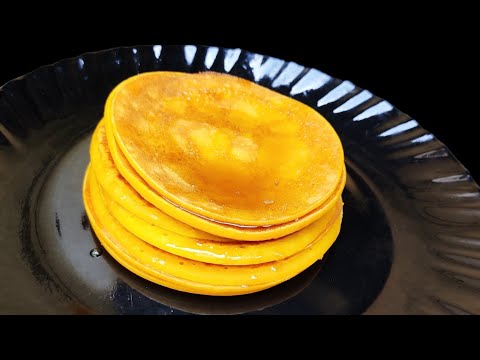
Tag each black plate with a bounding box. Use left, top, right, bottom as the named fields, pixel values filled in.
left=1, top=45, right=479, bottom=315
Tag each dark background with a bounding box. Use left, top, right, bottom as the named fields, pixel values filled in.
left=0, top=17, right=476, bottom=183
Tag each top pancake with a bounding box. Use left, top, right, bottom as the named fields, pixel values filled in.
left=106, top=71, right=344, bottom=226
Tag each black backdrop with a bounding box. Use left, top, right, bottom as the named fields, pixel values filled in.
left=0, top=22, right=476, bottom=183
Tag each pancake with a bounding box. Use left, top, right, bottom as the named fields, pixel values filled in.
left=96, top=119, right=346, bottom=240
left=83, top=166, right=343, bottom=295
left=98, top=170, right=342, bottom=265
left=106, top=71, right=345, bottom=226
left=116, top=255, right=325, bottom=315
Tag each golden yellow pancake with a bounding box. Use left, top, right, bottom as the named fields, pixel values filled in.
left=106, top=71, right=345, bottom=226
left=97, top=119, right=345, bottom=240
left=83, top=167, right=343, bottom=295
left=116, top=256, right=325, bottom=314
left=98, top=170, right=342, bottom=265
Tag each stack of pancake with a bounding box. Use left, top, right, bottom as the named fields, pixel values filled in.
left=83, top=71, right=346, bottom=296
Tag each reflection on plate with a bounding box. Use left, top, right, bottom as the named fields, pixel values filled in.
left=0, top=45, right=479, bottom=314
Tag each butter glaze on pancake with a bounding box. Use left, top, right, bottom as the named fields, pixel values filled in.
left=98, top=171, right=343, bottom=265
left=84, top=167, right=343, bottom=292
left=107, top=71, right=344, bottom=226
left=100, top=119, right=346, bottom=240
